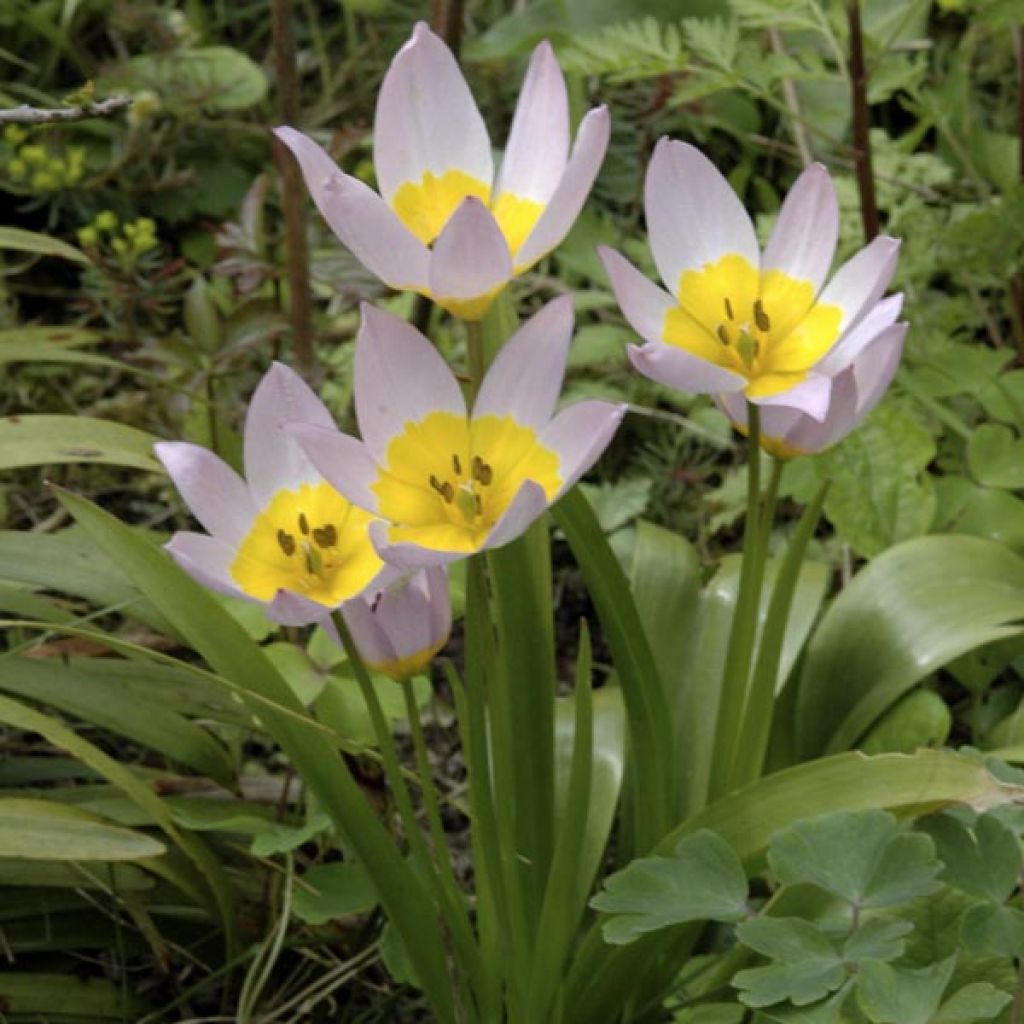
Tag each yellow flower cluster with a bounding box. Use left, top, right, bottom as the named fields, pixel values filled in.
left=3, top=125, right=86, bottom=192
left=77, top=211, right=159, bottom=264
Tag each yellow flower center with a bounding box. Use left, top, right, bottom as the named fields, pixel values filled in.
left=390, top=169, right=544, bottom=257
left=662, top=254, right=842, bottom=398
left=368, top=643, right=445, bottom=683
left=371, top=411, right=562, bottom=553
left=231, top=482, right=382, bottom=608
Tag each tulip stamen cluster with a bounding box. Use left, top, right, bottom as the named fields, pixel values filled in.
left=428, top=452, right=495, bottom=524
left=714, top=295, right=774, bottom=370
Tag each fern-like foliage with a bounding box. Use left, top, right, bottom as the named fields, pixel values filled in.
left=559, top=17, right=687, bottom=81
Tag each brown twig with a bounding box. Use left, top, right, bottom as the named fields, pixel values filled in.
left=271, top=0, right=316, bottom=378
left=1011, top=25, right=1024, bottom=361
left=435, top=0, right=465, bottom=60
left=768, top=28, right=813, bottom=168
left=846, top=0, right=880, bottom=242
left=0, top=96, right=133, bottom=124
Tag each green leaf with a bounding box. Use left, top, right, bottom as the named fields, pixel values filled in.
left=919, top=812, right=1021, bottom=902
left=733, top=918, right=844, bottom=1007
left=670, top=1003, right=745, bottom=1023
left=0, top=226, right=88, bottom=264
left=842, top=917, right=913, bottom=963
left=592, top=829, right=748, bottom=944
left=795, top=536, right=1024, bottom=758
left=768, top=810, right=941, bottom=909
left=0, top=327, right=123, bottom=369
left=292, top=861, right=378, bottom=924
left=859, top=690, right=952, bottom=755
left=0, top=972, right=143, bottom=1019
left=934, top=478, right=1024, bottom=555
left=933, top=982, right=1011, bottom=1023
left=961, top=903, right=1024, bottom=959
left=0, top=415, right=162, bottom=472
left=855, top=956, right=956, bottom=1024
left=967, top=424, right=1024, bottom=489
left=0, top=798, right=164, bottom=860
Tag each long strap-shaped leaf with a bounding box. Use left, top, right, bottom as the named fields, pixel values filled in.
left=552, top=487, right=673, bottom=854
left=57, top=489, right=457, bottom=1023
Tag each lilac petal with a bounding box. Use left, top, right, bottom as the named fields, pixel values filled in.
left=816, top=292, right=904, bottom=376
left=762, top=163, right=838, bottom=297
left=852, top=323, right=907, bottom=417
left=495, top=40, right=569, bottom=206
left=245, top=362, right=337, bottom=507
left=782, top=373, right=859, bottom=453
left=370, top=520, right=469, bottom=571
left=645, top=138, right=759, bottom=297
left=427, top=198, right=513, bottom=319
left=815, top=235, right=900, bottom=341
left=749, top=373, right=832, bottom=422
left=599, top=246, right=676, bottom=347
left=515, top=106, right=611, bottom=270
left=273, top=127, right=429, bottom=290
left=540, top=400, right=626, bottom=499
left=718, top=392, right=803, bottom=442
left=472, top=295, right=573, bottom=429
left=373, top=21, right=493, bottom=203
left=267, top=589, right=334, bottom=628
left=482, top=480, right=550, bottom=549
left=628, top=340, right=747, bottom=395
left=165, top=531, right=244, bottom=599
left=355, top=304, right=467, bottom=463
left=285, top=423, right=380, bottom=513
left=155, top=442, right=256, bottom=545
left=341, top=596, right=396, bottom=667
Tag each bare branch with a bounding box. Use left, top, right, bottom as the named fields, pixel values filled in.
left=0, top=96, right=134, bottom=125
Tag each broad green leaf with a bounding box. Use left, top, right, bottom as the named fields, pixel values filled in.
left=0, top=226, right=88, bottom=263
left=671, top=1005, right=744, bottom=1024
left=314, top=668, right=429, bottom=744
left=961, top=903, right=1024, bottom=959
left=935, top=477, right=1024, bottom=555
left=292, top=861, right=378, bottom=924
left=0, top=656, right=233, bottom=784
left=0, top=972, right=142, bottom=1019
left=0, top=415, right=161, bottom=472
left=967, top=424, right=1024, bottom=489
left=918, top=812, right=1021, bottom=902
left=859, top=690, right=952, bottom=755
left=855, top=956, right=956, bottom=1024
left=0, top=326, right=122, bottom=369
left=759, top=984, right=852, bottom=1024
left=796, top=536, right=1024, bottom=758
left=733, top=918, right=844, bottom=1007
left=933, top=982, right=1011, bottom=1023
left=102, top=46, right=267, bottom=110
left=0, top=860, right=152, bottom=890
left=0, top=799, right=164, bottom=860
left=768, top=810, right=940, bottom=909
left=592, top=829, right=748, bottom=944
left=842, top=917, right=913, bottom=962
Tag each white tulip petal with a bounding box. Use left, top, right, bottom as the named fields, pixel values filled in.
left=645, top=138, right=759, bottom=297
left=817, top=292, right=904, bottom=376
left=482, top=480, right=551, bottom=550
left=628, top=341, right=747, bottom=395
left=599, top=246, right=677, bottom=347
left=472, top=295, right=573, bottom=429
left=761, top=163, right=839, bottom=296
left=155, top=442, right=256, bottom=545
left=514, top=106, right=611, bottom=269
left=286, top=423, right=381, bottom=514
left=539, top=400, right=626, bottom=499
left=165, top=531, right=244, bottom=599
left=749, top=372, right=832, bottom=421
left=273, top=126, right=429, bottom=290
left=814, top=235, right=900, bottom=341
left=373, top=21, right=492, bottom=201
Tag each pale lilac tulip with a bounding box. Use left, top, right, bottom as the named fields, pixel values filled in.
left=343, top=567, right=451, bottom=681
left=288, top=296, right=625, bottom=569
left=600, top=140, right=902, bottom=421
left=717, top=295, right=908, bottom=457
left=275, top=23, right=610, bottom=321
left=155, top=364, right=386, bottom=626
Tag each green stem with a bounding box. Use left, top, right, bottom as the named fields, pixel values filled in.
left=709, top=405, right=769, bottom=801
left=330, top=611, right=478, bottom=1018
left=466, top=320, right=485, bottom=401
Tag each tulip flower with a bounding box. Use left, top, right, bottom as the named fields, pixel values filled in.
left=289, top=296, right=625, bottom=569
left=343, top=567, right=452, bottom=682
left=275, top=23, right=610, bottom=321
left=155, top=364, right=385, bottom=625
left=600, top=140, right=901, bottom=421
left=717, top=294, right=908, bottom=457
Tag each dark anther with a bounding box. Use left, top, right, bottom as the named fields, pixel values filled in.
left=716, top=325, right=731, bottom=346
left=471, top=455, right=484, bottom=480
left=478, top=462, right=493, bottom=486
left=753, top=299, right=771, bottom=332
left=277, top=529, right=296, bottom=556
left=313, top=523, right=338, bottom=548
left=298, top=512, right=309, bottom=535
left=440, top=482, right=455, bottom=503
left=724, top=297, right=734, bottom=320
left=475, top=493, right=483, bottom=514
left=371, top=592, right=383, bottom=613
left=452, top=453, right=462, bottom=475
left=429, top=474, right=443, bottom=493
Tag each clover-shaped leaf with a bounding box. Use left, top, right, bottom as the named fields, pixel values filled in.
left=733, top=918, right=844, bottom=1008
left=591, top=829, right=748, bottom=945
left=855, top=956, right=956, bottom=1024
left=843, top=916, right=913, bottom=963
left=768, top=810, right=941, bottom=909
left=961, top=903, right=1024, bottom=959
left=919, top=811, right=1021, bottom=903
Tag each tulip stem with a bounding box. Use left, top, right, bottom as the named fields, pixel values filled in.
left=330, top=610, right=481, bottom=1016
left=466, top=320, right=485, bottom=402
